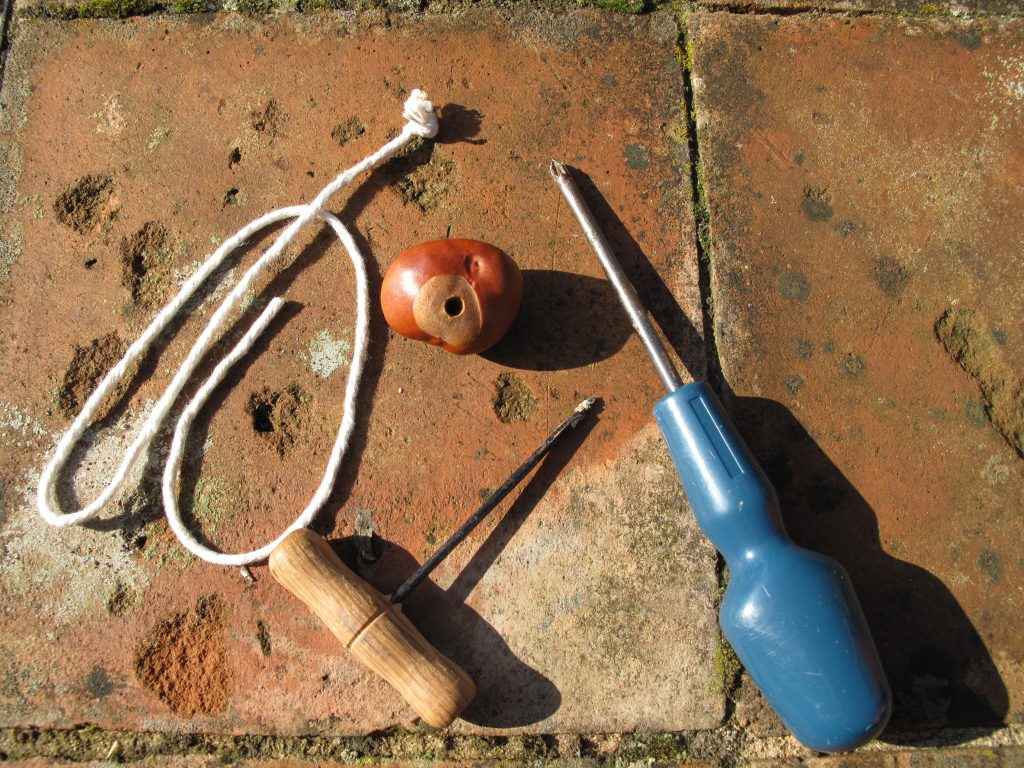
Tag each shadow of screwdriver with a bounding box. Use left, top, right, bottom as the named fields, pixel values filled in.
left=550, top=160, right=891, bottom=753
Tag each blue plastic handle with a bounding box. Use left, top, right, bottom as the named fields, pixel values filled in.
left=654, top=382, right=891, bottom=752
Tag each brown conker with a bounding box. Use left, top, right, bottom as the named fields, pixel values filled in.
left=380, top=239, right=523, bottom=355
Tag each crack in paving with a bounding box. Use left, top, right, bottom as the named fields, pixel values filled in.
left=690, top=2, right=879, bottom=17
left=672, top=8, right=744, bottom=728
left=3, top=723, right=1024, bottom=764
left=0, top=0, right=12, bottom=83
left=693, top=2, right=1024, bottom=18
left=675, top=6, right=725, bottom=399
left=12, top=0, right=1024, bottom=23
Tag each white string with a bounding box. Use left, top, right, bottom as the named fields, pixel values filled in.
left=37, top=89, right=439, bottom=566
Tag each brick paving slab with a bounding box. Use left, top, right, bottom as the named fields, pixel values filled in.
left=0, top=9, right=720, bottom=735
left=690, top=11, right=1024, bottom=739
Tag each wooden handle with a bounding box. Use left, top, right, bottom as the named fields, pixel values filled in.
left=269, top=529, right=476, bottom=728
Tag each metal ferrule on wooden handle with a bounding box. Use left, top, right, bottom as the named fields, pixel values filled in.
left=269, top=529, right=476, bottom=728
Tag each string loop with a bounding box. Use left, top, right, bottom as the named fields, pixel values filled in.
left=37, top=90, right=438, bottom=566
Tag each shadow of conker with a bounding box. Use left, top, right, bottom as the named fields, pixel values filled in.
left=482, top=269, right=633, bottom=371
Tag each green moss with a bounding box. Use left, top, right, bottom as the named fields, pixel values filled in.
left=712, top=635, right=743, bottom=696
left=670, top=3, right=696, bottom=72
left=2, top=722, right=769, bottom=763
left=233, top=0, right=276, bottom=13
left=876, top=0, right=960, bottom=16
left=27, top=0, right=159, bottom=19
left=295, top=0, right=333, bottom=10
left=716, top=562, right=729, bottom=604
left=617, top=732, right=690, bottom=763
left=138, top=517, right=194, bottom=570
left=668, top=7, right=714, bottom=266
left=423, top=520, right=448, bottom=548
left=170, top=0, right=216, bottom=12
left=49, top=385, right=68, bottom=412
left=295, top=0, right=417, bottom=8
left=694, top=164, right=712, bottom=261
left=711, top=567, right=743, bottom=697
left=492, top=372, right=538, bottom=424
left=577, top=0, right=650, bottom=11
left=193, top=477, right=228, bottom=531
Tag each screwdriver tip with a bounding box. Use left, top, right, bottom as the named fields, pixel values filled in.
left=550, top=160, right=567, bottom=178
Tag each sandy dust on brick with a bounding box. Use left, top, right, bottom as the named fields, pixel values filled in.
left=134, top=594, right=231, bottom=716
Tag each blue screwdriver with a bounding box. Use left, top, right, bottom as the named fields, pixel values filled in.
left=550, top=161, right=891, bottom=753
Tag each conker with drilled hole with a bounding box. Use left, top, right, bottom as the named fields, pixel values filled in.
left=381, top=239, right=523, bottom=355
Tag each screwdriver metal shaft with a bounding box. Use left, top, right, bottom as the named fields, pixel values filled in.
left=550, top=160, right=683, bottom=392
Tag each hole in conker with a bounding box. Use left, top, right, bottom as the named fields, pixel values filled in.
left=444, top=296, right=464, bottom=318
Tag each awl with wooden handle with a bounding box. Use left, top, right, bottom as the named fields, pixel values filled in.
left=270, top=529, right=474, bottom=728
left=551, top=161, right=891, bottom=752
left=270, top=397, right=597, bottom=728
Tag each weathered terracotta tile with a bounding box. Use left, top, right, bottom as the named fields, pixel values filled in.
left=0, top=10, right=719, bottom=734
left=691, top=11, right=1024, bottom=735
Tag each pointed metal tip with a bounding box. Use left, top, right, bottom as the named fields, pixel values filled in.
left=567, top=396, right=598, bottom=428
left=550, top=160, right=567, bottom=178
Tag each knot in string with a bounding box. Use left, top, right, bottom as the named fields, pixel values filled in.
left=37, top=90, right=439, bottom=567
left=402, top=88, right=440, bottom=139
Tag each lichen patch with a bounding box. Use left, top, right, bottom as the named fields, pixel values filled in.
left=306, top=329, right=350, bottom=379
left=1, top=458, right=150, bottom=629
left=492, top=372, right=538, bottom=424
